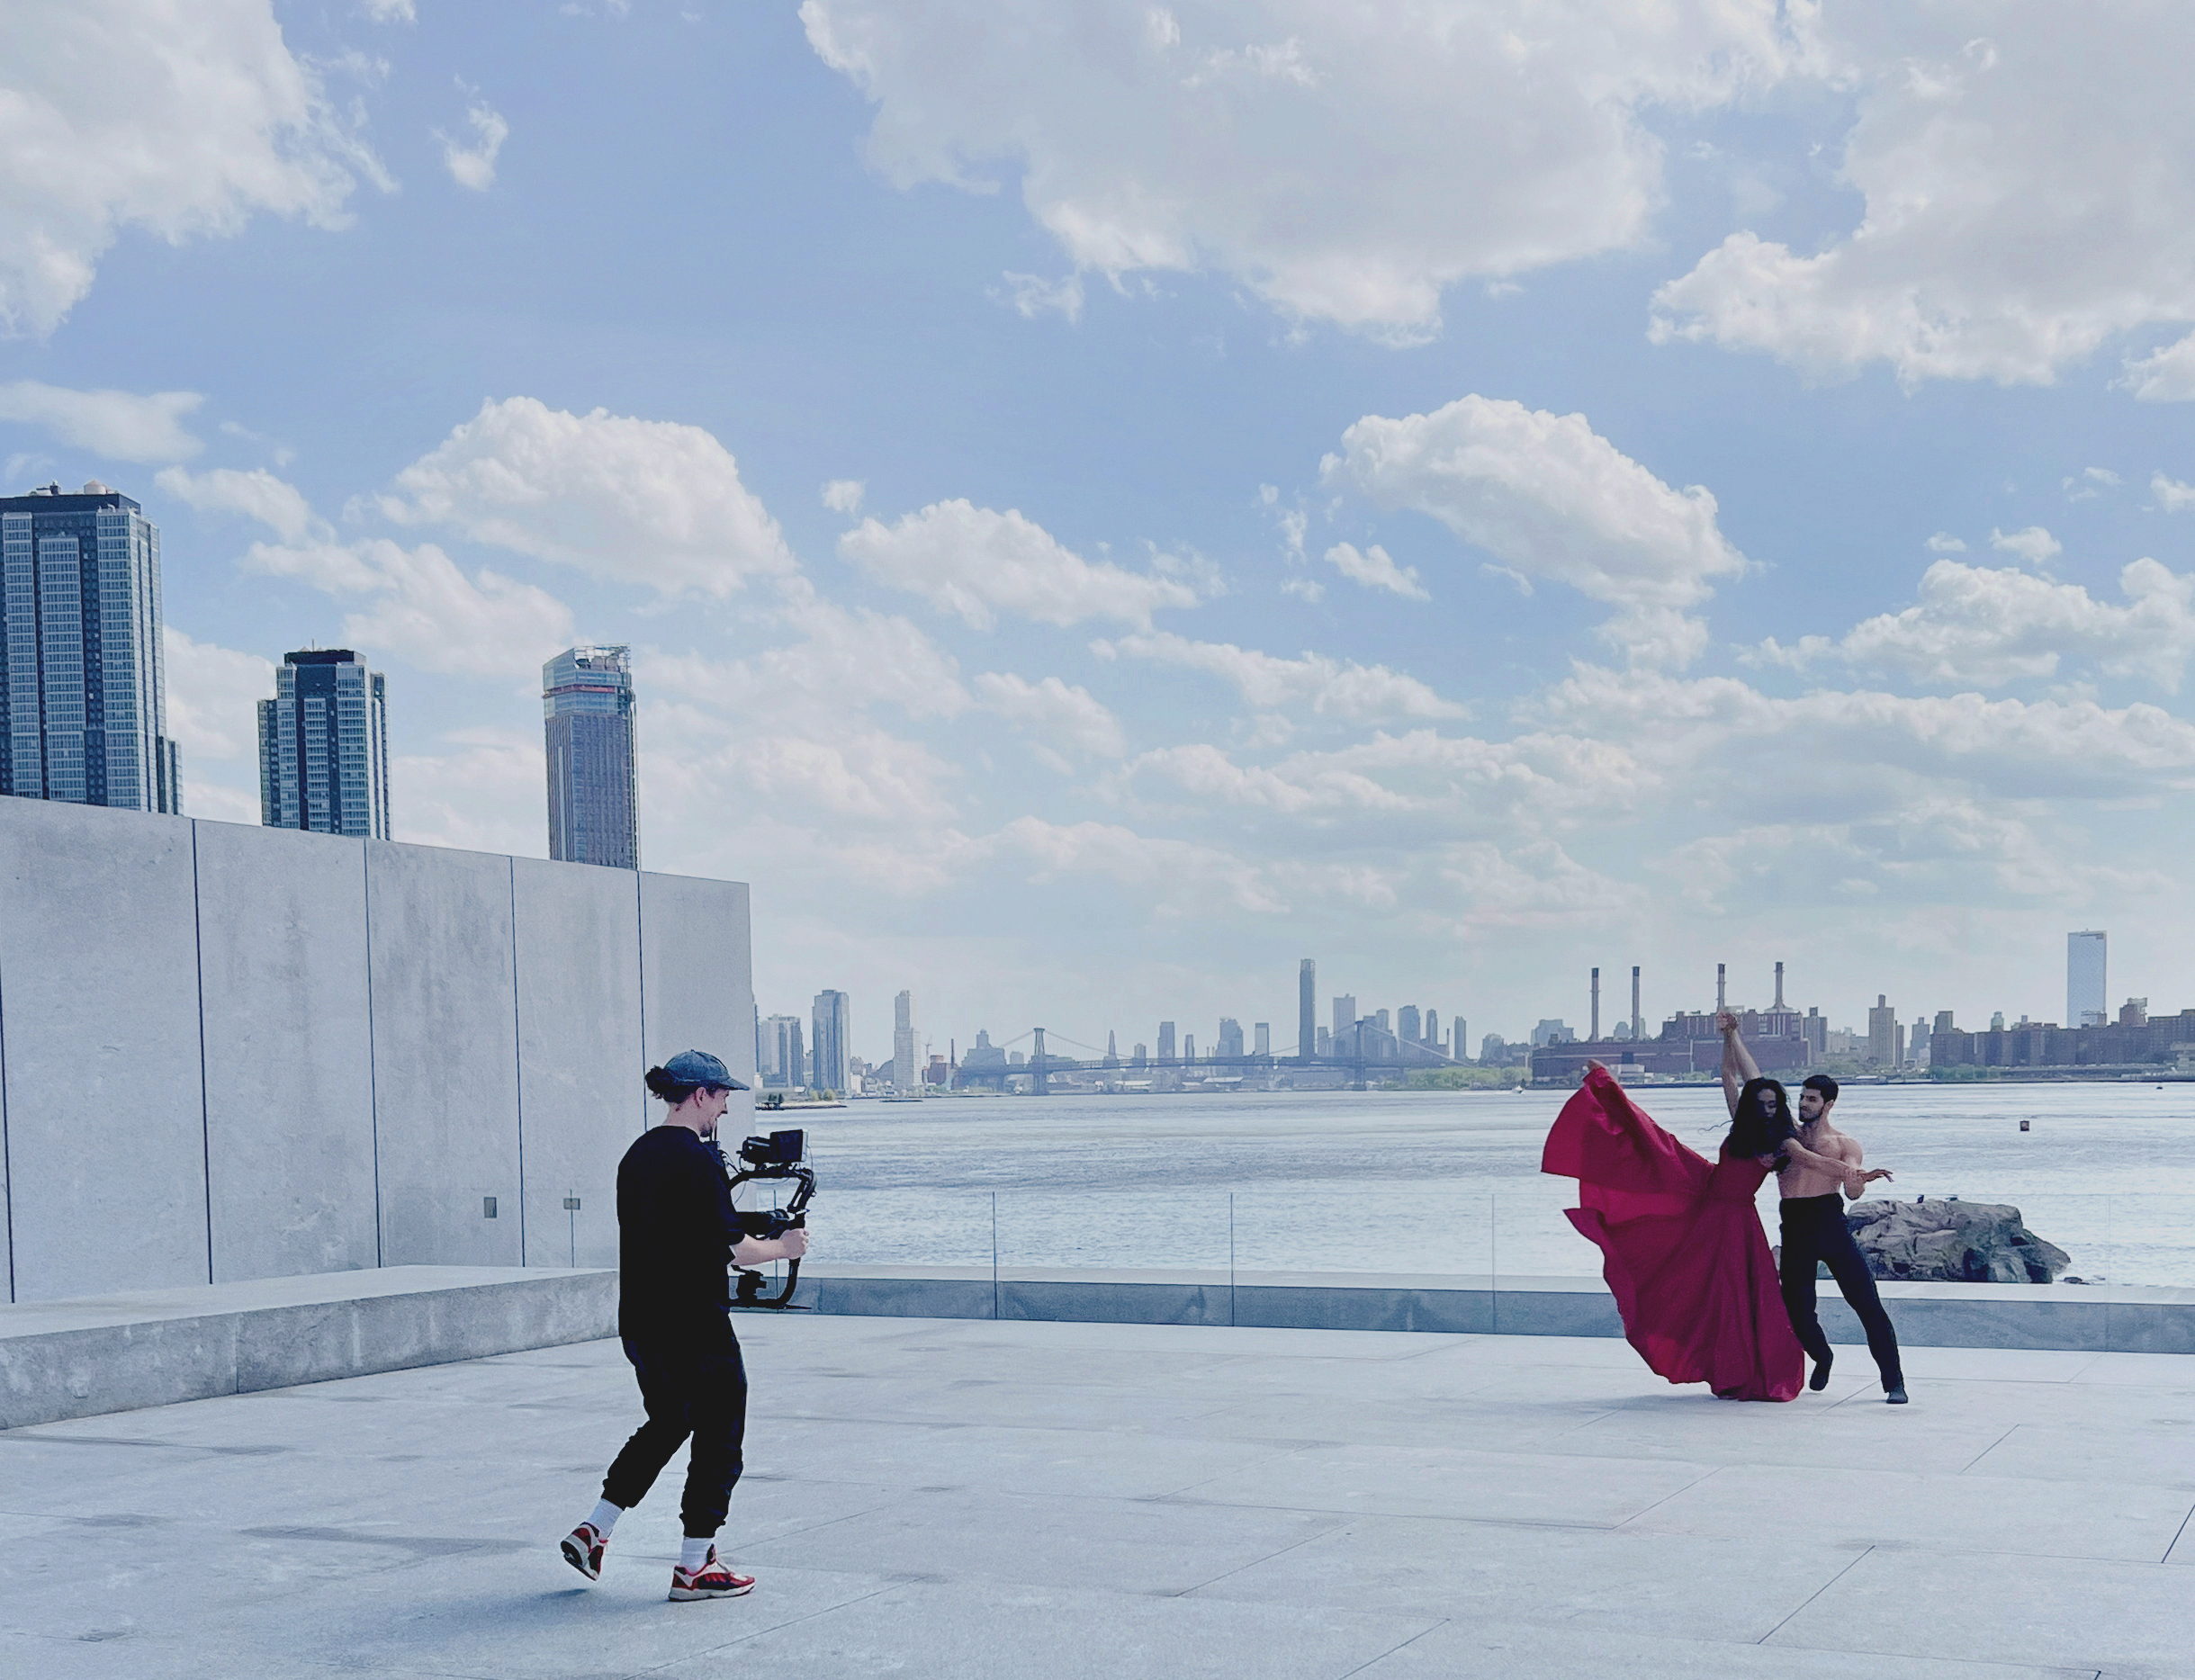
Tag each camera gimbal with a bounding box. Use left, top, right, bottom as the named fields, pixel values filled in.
left=722, top=1127, right=815, bottom=1309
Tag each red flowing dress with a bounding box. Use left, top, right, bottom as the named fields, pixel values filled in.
left=1541, top=1066, right=1803, bottom=1402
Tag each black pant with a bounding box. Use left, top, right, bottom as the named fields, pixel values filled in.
left=1780, top=1194, right=1903, bottom=1389
left=601, top=1316, right=749, bottom=1538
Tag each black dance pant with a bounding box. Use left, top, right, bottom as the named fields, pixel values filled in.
left=1779, top=1194, right=1903, bottom=1389
left=601, top=1316, right=749, bottom=1538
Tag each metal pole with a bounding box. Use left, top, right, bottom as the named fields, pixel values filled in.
left=1489, top=1192, right=1498, bottom=1335
left=992, top=1190, right=1000, bottom=1320
left=1228, top=1191, right=1237, bottom=1328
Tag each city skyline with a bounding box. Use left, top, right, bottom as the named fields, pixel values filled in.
left=5, top=8, right=2195, bottom=1043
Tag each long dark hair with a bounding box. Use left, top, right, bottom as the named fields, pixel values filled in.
left=1724, top=1076, right=1797, bottom=1166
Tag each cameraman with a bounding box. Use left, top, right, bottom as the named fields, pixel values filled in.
left=560, top=1050, right=809, bottom=1600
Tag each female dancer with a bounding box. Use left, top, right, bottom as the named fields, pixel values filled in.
left=1542, top=1061, right=1809, bottom=1400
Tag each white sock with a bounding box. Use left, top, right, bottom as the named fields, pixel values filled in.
left=587, top=1499, right=622, bottom=1535
left=679, top=1536, right=714, bottom=1573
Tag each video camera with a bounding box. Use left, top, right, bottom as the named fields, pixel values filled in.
left=721, top=1127, right=815, bottom=1309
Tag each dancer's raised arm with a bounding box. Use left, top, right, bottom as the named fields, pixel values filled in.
left=1717, top=1012, right=1759, bottom=1119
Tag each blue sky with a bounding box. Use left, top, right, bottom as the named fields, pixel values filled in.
left=7, top=1, right=2195, bottom=1063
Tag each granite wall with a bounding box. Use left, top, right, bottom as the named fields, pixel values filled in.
left=0, top=796, right=753, bottom=1302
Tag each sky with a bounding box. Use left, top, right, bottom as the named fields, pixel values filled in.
left=6, top=0, right=2195, bottom=1064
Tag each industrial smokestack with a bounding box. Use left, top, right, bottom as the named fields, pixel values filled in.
left=1717, top=963, right=1726, bottom=1012
left=1775, top=961, right=1786, bottom=1011
left=1632, top=966, right=1642, bottom=1041
left=1591, top=967, right=1601, bottom=1042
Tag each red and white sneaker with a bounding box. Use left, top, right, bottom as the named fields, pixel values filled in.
left=560, top=1522, right=607, bottom=1582
left=669, top=1546, right=755, bottom=1601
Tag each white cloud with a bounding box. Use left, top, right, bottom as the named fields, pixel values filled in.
left=1321, top=541, right=1427, bottom=601
left=1989, top=526, right=2061, bottom=566
left=2119, top=331, right=2195, bottom=402
left=374, top=397, right=796, bottom=596
left=821, top=478, right=865, bottom=514
left=362, top=1, right=417, bottom=24
left=979, top=815, right=1284, bottom=915
left=1822, top=558, right=2195, bottom=692
left=1280, top=576, right=1325, bottom=603
left=0, top=382, right=202, bottom=462
left=840, top=499, right=1198, bottom=629
left=155, top=465, right=320, bottom=542
left=2155, top=473, right=2195, bottom=514
left=1925, top=533, right=1967, bottom=553
left=161, top=627, right=274, bottom=763
left=1095, top=631, right=1463, bottom=722
left=994, top=271, right=1084, bottom=322
left=438, top=93, right=508, bottom=192
left=0, top=0, right=384, bottom=334
left=1651, top=9, right=2195, bottom=386
left=243, top=536, right=574, bottom=677
left=1326, top=394, right=1746, bottom=667
left=393, top=727, right=548, bottom=855
left=975, top=671, right=1126, bottom=759
left=802, top=0, right=1802, bottom=337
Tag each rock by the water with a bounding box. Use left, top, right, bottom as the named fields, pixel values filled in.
left=1842, top=1199, right=2070, bottom=1284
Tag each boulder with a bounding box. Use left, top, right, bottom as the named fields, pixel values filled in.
left=1841, top=1199, right=2070, bottom=1284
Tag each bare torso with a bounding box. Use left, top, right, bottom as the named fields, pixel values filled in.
left=1780, top=1118, right=1864, bottom=1199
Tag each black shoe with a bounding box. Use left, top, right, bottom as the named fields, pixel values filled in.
left=1808, top=1353, right=1832, bottom=1392
left=1885, top=1386, right=1909, bottom=1404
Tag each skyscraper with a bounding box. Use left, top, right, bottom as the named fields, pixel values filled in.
left=1253, top=1022, right=1270, bottom=1056
left=1398, top=1004, right=1421, bottom=1045
left=2067, top=930, right=2107, bottom=1027
left=893, top=989, right=918, bottom=1092
left=543, top=644, right=638, bottom=868
left=757, top=1014, right=804, bottom=1089
left=257, top=649, right=390, bottom=838
left=1217, top=1018, right=1245, bottom=1057
left=1299, top=957, right=1316, bottom=1061
left=2, top=481, right=179, bottom=813
left=1332, top=995, right=1356, bottom=1039
left=811, top=989, right=850, bottom=1096
left=1156, top=1020, right=1176, bottom=1062
left=1867, top=995, right=1897, bottom=1065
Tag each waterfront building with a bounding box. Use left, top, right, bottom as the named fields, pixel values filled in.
left=757, top=1013, right=804, bottom=1089
left=1132, top=1042, right=1147, bottom=1065
left=1397, top=1004, right=1420, bottom=1045
left=811, top=989, right=850, bottom=1095
left=1867, top=995, right=1897, bottom=1065
left=1157, top=1020, right=1176, bottom=1063
left=2, top=481, right=179, bottom=812
left=1217, top=1019, right=1245, bottom=1058
left=1253, top=1022, right=1269, bottom=1056
left=1298, top=958, right=1316, bottom=1064
left=257, top=649, right=390, bottom=838
left=2068, top=930, right=2107, bottom=1027
left=1316, top=1026, right=1330, bottom=1056
left=893, top=990, right=918, bottom=1092
left=543, top=644, right=638, bottom=868
left=1102, top=1030, right=1120, bottom=1068
left=1183, top=1034, right=1197, bottom=1062
left=1331, top=995, right=1356, bottom=1040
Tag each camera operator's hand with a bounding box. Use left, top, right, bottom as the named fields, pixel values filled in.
left=731, top=1228, right=809, bottom=1267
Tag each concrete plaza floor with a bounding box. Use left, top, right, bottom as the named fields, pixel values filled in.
left=2, top=1315, right=2190, bottom=1679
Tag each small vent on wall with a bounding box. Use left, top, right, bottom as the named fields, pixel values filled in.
left=483, top=1197, right=498, bottom=1218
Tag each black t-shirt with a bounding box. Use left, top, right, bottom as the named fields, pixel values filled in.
left=616, top=1124, right=740, bottom=1338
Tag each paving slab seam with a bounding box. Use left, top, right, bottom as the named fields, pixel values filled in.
left=1603, top=1460, right=1727, bottom=1531
left=2158, top=1498, right=2195, bottom=1563
left=1169, top=1513, right=1354, bottom=1597
left=1753, top=1543, right=1876, bottom=1645
left=1331, top=1615, right=1450, bottom=1679
left=1957, top=1422, right=2022, bottom=1472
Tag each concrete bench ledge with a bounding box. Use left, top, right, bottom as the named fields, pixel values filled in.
left=796, top=1262, right=2195, bottom=1353
left=0, top=1265, right=616, bottom=1430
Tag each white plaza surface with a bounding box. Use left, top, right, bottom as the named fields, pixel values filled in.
left=1, top=1315, right=2189, bottom=1679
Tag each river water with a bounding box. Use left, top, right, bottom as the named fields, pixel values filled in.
left=759, top=1082, right=2195, bottom=1286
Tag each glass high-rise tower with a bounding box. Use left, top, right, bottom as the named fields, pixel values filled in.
left=544, top=644, right=638, bottom=869
left=811, top=989, right=850, bottom=1097
left=257, top=649, right=391, bottom=838
left=1, top=481, right=179, bottom=813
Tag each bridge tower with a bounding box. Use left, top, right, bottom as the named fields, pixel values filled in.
left=1031, top=1026, right=1049, bottom=1096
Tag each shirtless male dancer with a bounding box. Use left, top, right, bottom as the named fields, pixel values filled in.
left=1720, top=1013, right=1909, bottom=1404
